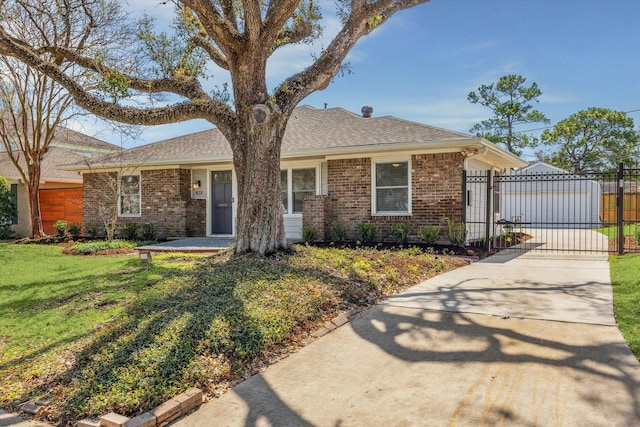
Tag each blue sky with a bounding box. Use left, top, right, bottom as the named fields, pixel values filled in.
left=84, top=0, right=640, bottom=162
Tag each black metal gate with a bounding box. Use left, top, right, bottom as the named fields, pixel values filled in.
left=463, top=164, right=640, bottom=254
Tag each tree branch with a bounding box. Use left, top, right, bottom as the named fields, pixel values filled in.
left=182, top=0, right=244, bottom=54
left=274, top=0, right=430, bottom=111
left=38, top=44, right=210, bottom=100
left=0, top=26, right=236, bottom=133
left=243, top=0, right=263, bottom=40
left=191, top=33, right=229, bottom=70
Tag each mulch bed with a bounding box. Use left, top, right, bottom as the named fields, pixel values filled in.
left=12, top=233, right=535, bottom=259
left=308, top=232, right=532, bottom=260
left=608, top=235, right=640, bottom=253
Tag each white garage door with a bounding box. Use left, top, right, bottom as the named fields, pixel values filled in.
left=502, top=191, right=592, bottom=228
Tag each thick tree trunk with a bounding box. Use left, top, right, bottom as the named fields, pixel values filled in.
left=233, top=106, right=288, bottom=255
left=27, top=163, right=45, bottom=238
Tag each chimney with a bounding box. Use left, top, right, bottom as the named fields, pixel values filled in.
left=361, top=106, right=373, bottom=118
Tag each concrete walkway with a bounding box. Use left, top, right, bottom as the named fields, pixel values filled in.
left=172, top=250, right=640, bottom=427
left=138, top=238, right=235, bottom=252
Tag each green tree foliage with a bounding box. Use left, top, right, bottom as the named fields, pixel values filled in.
left=468, top=74, right=549, bottom=156
left=0, top=176, right=16, bottom=238
left=538, top=107, right=639, bottom=173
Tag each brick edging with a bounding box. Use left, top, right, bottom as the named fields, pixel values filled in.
left=75, top=388, right=202, bottom=427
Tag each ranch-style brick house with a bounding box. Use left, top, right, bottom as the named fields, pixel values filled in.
left=63, top=106, right=527, bottom=241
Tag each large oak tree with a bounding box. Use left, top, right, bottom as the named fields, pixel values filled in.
left=0, top=0, right=429, bottom=254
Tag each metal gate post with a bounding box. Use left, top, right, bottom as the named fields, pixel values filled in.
left=462, top=169, right=467, bottom=225
left=618, top=163, right=625, bottom=255
left=485, top=169, right=493, bottom=251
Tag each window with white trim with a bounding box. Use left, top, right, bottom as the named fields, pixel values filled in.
left=119, top=174, right=141, bottom=216
left=373, top=161, right=410, bottom=214
left=281, top=167, right=317, bottom=214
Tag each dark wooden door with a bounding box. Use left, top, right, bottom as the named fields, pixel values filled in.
left=211, top=171, right=233, bottom=234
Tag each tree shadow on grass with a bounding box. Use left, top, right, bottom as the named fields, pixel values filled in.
left=3, top=255, right=317, bottom=426
left=0, top=261, right=163, bottom=372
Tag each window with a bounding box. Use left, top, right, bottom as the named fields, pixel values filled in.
left=292, top=169, right=316, bottom=213
left=119, top=175, right=141, bottom=216
left=493, top=180, right=501, bottom=214
left=373, top=161, right=410, bottom=214
left=281, top=167, right=317, bottom=214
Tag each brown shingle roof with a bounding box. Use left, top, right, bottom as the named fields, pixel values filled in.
left=73, top=106, right=477, bottom=167
left=52, top=126, right=121, bottom=151
left=0, top=146, right=85, bottom=182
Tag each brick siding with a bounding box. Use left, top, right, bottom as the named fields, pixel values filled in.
left=83, top=169, right=193, bottom=239
left=82, top=153, right=466, bottom=242
left=302, top=195, right=327, bottom=241
left=309, top=153, right=465, bottom=242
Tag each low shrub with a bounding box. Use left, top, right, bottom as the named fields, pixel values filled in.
left=446, top=219, right=467, bottom=246
left=390, top=223, right=412, bottom=245
left=68, top=223, right=82, bottom=239
left=54, top=220, right=67, bottom=237
left=67, top=240, right=137, bottom=255
left=141, top=223, right=157, bottom=241
left=122, top=223, right=139, bottom=240
left=417, top=225, right=440, bottom=244
left=302, top=225, right=318, bottom=243
left=357, top=223, right=379, bottom=243
left=329, top=221, right=349, bottom=242
left=84, top=223, right=101, bottom=239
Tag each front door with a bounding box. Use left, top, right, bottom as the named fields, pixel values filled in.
left=211, top=170, right=233, bottom=234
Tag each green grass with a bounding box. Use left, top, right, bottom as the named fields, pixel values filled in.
left=0, top=243, right=464, bottom=424
left=595, top=223, right=638, bottom=239
left=609, top=254, right=640, bottom=360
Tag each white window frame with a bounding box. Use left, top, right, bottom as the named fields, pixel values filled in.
left=118, top=173, right=142, bottom=217
left=371, top=158, right=412, bottom=216
left=281, top=165, right=320, bottom=216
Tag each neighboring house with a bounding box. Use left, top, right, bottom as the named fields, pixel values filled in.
left=0, top=129, right=120, bottom=236
left=63, top=106, right=526, bottom=241
left=501, top=162, right=601, bottom=229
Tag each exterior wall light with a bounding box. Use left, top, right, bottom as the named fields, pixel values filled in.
left=193, top=180, right=201, bottom=189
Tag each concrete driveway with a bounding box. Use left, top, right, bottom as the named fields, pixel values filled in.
left=173, top=250, right=640, bottom=427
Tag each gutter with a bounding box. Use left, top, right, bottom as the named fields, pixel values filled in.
left=463, top=146, right=489, bottom=170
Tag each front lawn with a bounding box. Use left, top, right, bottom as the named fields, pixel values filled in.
left=595, top=223, right=637, bottom=239
left=0, top=243, right=465, bottom=424
left=609, top=254, right=640, bottom=359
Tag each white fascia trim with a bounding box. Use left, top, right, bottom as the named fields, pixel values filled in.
left=322, top=139, right=481, bottom=161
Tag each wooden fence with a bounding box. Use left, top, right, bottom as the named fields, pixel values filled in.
left=602, top=193, right=640, bottom=223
